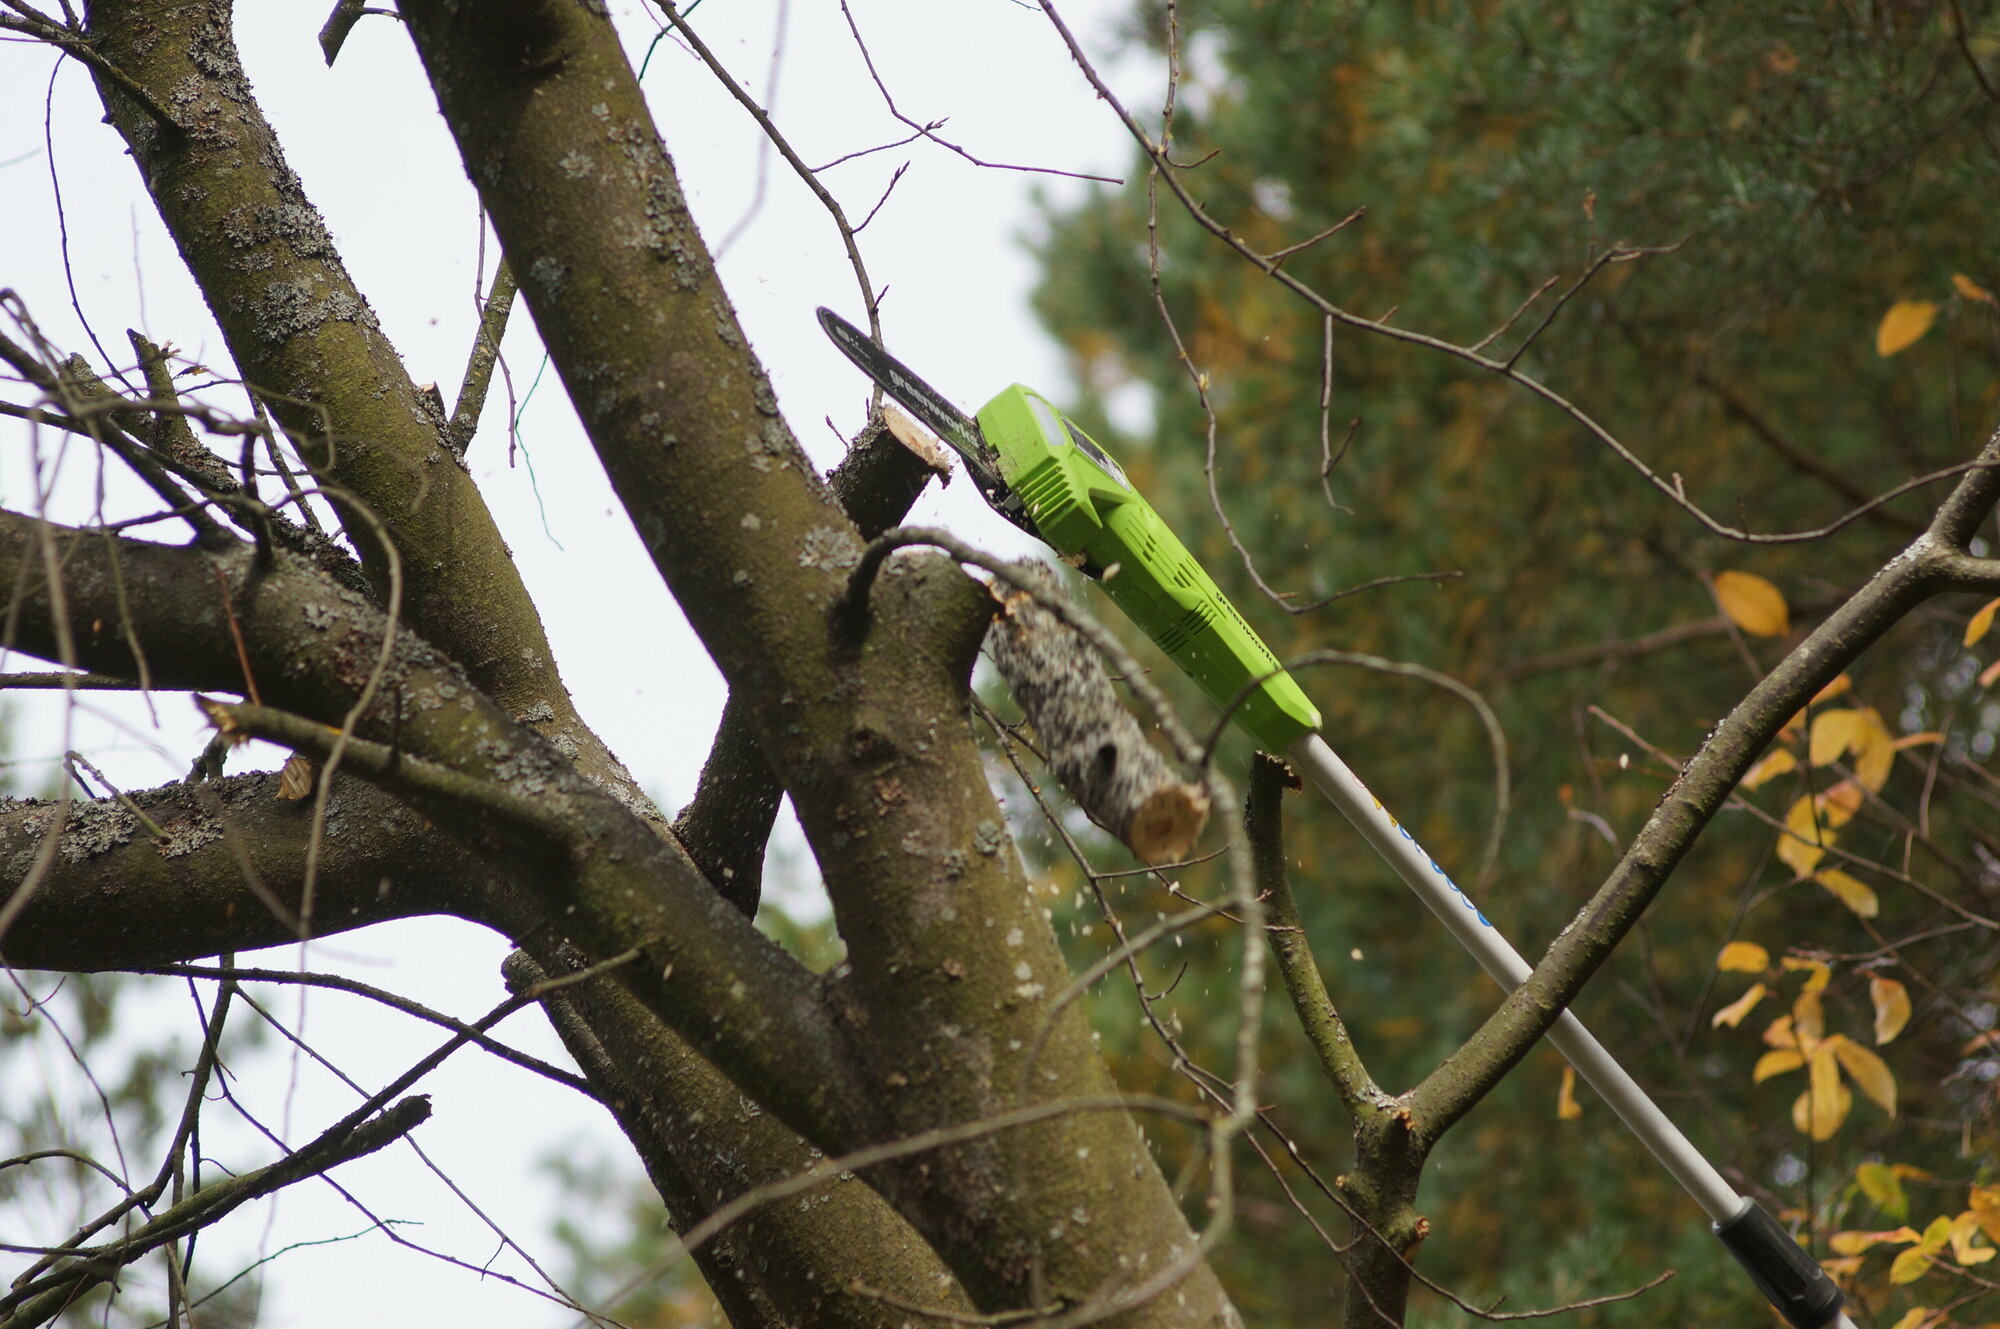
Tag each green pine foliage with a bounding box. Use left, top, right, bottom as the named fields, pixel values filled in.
left=1030, top=1, right=2000, bottom=1321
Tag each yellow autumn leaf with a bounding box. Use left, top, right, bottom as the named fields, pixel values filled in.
left=1830, top=1228, right=1904, bottom=1255
left=1952, top=1212, right=1996, bottom=1265
left=1794, top=1065, right=1852, bottom=1140
left=1820, top=779, right=1865, bottom=829
left=1742, top=747, right=1799, bottom=790
left=1877, top=300, right=1940, bottom=356
left=1714, top=569, right=1791, bottom=636
left=1955, top=272, right=1997, bottom=305
left=1779, top=794, right=1831, bottom=876
left=1857, top=1161, right=1910, bottom=1219
left=1968, top=597, right=2000, bottom=647
left=1814, top=674, right=1854, bottom=704
left=1557, top=1064, right=1582, bottom=1121
left=1891, top=1217, right=1955, bottom=1282
left=1719, top=940, right=1771, bottom=972
left=1831, top=1034, right=1897, bottom=1116
left=1810, top=709, right=1868, bottom=767
left=1983, top=658, right=2000, bottom=690
left=1794, top=989, right=1827, bottom=1046
left=1754, top=1047, right=1805, bottom=1083
left=1764, top=1012, right=1798, bottom=1049
left=1969, top=1185, right=2000, bottom=1243
left=1890, top=1246, right=1934, bottom=1283
left=1888, top=1307, right=1936, bottom=1329
left=1872, top=976, right=1912, bottom=1045
left=1815, top=868, right=1880, bottom=918
left=1783, top=957, right=1834, bottom=996
left=1714, top=982, right=1768, bottom=1028
left=1853, top=712, right=1898, bottom=793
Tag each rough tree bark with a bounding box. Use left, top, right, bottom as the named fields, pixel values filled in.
left=1, top=0, right=1243, bottom=1324
left=10, top=2, right=2000, bottom=1327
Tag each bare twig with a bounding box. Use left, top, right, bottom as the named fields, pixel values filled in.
left=1694, top=368, right=1926, bottom=535
left=139, top=963, right=598, bottom=1097
left=1504, top=244, right=1684, bottom=371
left=0, top=1097, right=431, bottom=1327
left=1468, top=274, right=1559, bottom=354
left=0, top=7, right=182, bottom=138
left=1265, top=207, right=1366, bottom=267
left=834, top=0, right=1121, bottom=185
left=649, top=0, right=885, bottom=338
left=1030, top=0, right=1980, bottom=546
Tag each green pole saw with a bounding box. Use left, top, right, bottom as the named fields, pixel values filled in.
left=819, top=306, right=1851, bottom=1329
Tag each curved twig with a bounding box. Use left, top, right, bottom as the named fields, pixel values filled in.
left=648, top=0, right=884, bottom=339
left=1032, top=0, right=1997, bottom=546
left=137, top=963, right=598, bottom=1097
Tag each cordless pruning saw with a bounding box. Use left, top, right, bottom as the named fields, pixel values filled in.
left=817, top=306, right=1851, bottom=1329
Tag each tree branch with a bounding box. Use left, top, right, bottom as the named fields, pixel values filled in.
left=0, top=1096, right=429, bottom=1329
left=508, top=948, right=971, bottom=1329
left=504, top=950, right=792, bottom=1329
left=84, top=0, right=652, bottom=820
left=1246, top=756, right=1377, bottom=1113
left=671, top=415, right=943, bottom=914
left=0, top=512, right=877, bottom=1161
left=1413, top=425, right=2000, bottom=1131
left=448, top=258, right=514, bottom=454
left=0, top=772, right=534, bottom=970
left=395, top=2, right=1239, bottom=1315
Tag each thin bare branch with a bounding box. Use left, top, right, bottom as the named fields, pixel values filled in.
left=0, top=1097, right=430, bottom=1328
left=834, top=0, right=1121, bottom=185
left=138, top=963, right=598, bottom=1097
left=1030, top=1, right=1975, bottom=546
left=648, top=0, right=885, bottom=337
left=0, top=8, right=182, bottom=138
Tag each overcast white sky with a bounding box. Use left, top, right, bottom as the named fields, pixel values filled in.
left=0, top=2, right=1154, bottom=1324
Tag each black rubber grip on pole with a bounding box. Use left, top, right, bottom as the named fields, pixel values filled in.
left=1713, top=1200, right=1846, bottom=1329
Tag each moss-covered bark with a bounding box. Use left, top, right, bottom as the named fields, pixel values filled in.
left=0, top=514, right=876, bottom=1152
left=0, top=751, right=962, bottom=1329
left=82, top=0, right=651, bottom=818
left=0, top=771, right=531, bottom=968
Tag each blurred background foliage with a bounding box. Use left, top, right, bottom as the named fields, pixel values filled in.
left=20, top=3, right=2000, bottom=1324
left=1011, top=0, right=2000, bottom=1323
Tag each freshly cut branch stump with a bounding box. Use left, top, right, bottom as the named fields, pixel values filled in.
left=987, top=560, right=1209, bottom=863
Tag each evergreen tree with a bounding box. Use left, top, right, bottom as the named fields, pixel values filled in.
left=1034, top=2, right=2000, bottom=1321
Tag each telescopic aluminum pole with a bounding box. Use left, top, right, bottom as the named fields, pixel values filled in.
left=1285, top=733, right=1856, bottom=1329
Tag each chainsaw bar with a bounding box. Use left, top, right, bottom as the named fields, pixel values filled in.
left=816, top=307, right=1037, bottom=536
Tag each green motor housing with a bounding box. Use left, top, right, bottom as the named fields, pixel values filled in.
left=976, top=384, right=1322, bottom=754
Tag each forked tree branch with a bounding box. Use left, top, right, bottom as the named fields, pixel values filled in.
left=395, top=1, right=1244, bottom=1315
left=0, top=1097, right=430, bottom=1329
left=1416, top=425, right=2000, bottom=1132
left=83, top=0, right=653, bottom=822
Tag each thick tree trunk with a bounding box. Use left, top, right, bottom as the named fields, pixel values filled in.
left=394, top=0, right=1244, bottom=1320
